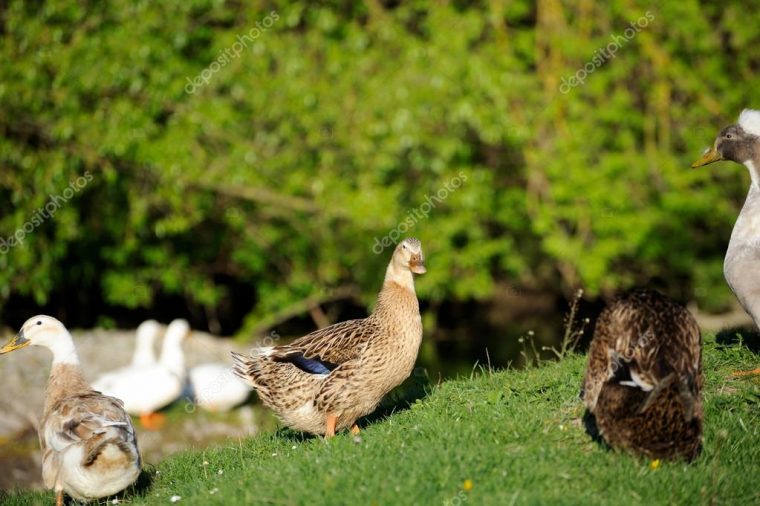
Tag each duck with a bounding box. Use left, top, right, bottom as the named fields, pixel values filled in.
left=0, top=315, right=141, bottom=505
left=94, top=319, right=191, bottom=429
left=582, top=289, right=703, bottom=461
left=91, top=319, right=162, bottom=392
left=692, top=108, right=760, bottom=376
left=232, top=237, right=426, bottom=437
left=186, top=363, right=251, bottom=412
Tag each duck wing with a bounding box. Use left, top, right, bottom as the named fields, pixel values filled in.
left=41, top=392, right=138, bottom=462
left=583, top=289, right=701, bottom=416
left=270, top=318, right=381, bottom=372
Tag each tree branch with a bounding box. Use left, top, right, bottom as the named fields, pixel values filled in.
left=244, top=285, right=362, bottom=338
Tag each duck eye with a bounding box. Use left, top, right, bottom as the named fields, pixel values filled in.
left=36, top=321, right=42, bottom=325
left=726, top=133, right=733, bottom=139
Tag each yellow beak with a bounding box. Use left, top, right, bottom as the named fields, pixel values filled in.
left=0, top=331, right=30, bottom=354
left=691, top=147, right=723, bottom=168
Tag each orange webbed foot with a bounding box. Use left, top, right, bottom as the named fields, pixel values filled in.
left=139, top=412, right=166, bottom=430
left=730, top=367, right=760, bottom=378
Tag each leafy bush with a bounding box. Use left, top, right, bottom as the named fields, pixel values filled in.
left=1, top=0, right=757, bottom=332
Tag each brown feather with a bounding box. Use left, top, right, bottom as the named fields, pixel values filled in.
left=39, top=365, right=141, bottom=499
left=582, top=289, right=703, bottom=461
left=232, top=240, right=425, bottom=435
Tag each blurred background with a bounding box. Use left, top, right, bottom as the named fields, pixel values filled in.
left=1, top=0, right=758, bottom=490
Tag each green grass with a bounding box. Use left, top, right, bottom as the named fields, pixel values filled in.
left=4, top=335, right=760, bottom=505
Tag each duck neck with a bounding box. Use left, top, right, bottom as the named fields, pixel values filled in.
left=47, top=331, right=80, bottom=366
left=373, top=262, right=418, bottom=319
left=728, top=157, right=760, bottom=250
left=132, top=337, right=156, bottom=366
left=160, top=339, right=185, bottom=377
left=43, top=333, right=91, bottom=411
left=132, top=347, right=156, bottom=367
left=382, top=261, right=416, bottom=295
left=743, top=155, right=760, bottom=190
left=45, top=363, right=91, bottom=412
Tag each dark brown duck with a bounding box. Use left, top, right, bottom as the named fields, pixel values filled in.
left=582, top=289, right=703, bottom=461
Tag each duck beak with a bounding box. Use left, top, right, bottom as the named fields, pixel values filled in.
left=409, top=256, right=426, bottom=274
left=692, top=146, right=723, bottom=168
left=0, top=329, right=30, bottom=354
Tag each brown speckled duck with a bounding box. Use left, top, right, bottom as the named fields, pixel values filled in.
left=0, top=316, right=141, bottom=505
left=582, top=290, right=703, bottom=461
left=232, top=237, right=426, bottom=437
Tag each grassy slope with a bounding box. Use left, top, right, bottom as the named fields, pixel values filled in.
left=4, top=335, right=760, bottom=506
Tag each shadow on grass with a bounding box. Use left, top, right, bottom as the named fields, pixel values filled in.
left=132, top=466, right=156, bottom=495
left=273, top=428, right=318, bottom=443
left=111, top=465, right=156, bottom=503
left=716, top=326, right=760, bottom=354
left=581, top=409, right=607, bottom=448
left=357, top=372, right=433, bottom=429
left=0, top=472, right=154, bottom=506
left=271, top=372, right=433, bottom=439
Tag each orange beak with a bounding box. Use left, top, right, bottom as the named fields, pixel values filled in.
left=409, top=255, right=426, bottom=274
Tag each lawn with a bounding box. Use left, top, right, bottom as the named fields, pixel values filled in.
left=3, top=334, right=759, bottom=505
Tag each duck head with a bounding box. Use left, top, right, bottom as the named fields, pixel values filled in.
left=160, top=319, right=191, bottom=376
left=394, top=237, right=426, bottom=275
left=132, top=319, right=161, bottom=366
left=1, top=315, right=78, bottom=364
left=163, top=319, right=191, bottom=346
left=692, top=109, right=760, bottom=184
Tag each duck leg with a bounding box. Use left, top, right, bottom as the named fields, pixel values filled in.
left=730, top=367, right=760, bottom=378
left=139, top=412, right=167, bottom=431
left=350, top=424, right=361, bottom=436
left=56, top=490, right=63, bottom=506
left=325, top=414, right=337, bottom=438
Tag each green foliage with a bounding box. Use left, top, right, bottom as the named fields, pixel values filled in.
left=1, top=0, right=758, bottom=329
left=4, top=335, right=760, bottom=505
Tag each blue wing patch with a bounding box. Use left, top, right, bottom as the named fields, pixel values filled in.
left=290, top=355, right=335, bottom=375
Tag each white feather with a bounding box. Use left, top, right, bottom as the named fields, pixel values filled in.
left=629, top=370, right=654, bottom=392
left=58, top=444, right=139, bottom=500
left=738, top=109, right=760, bottom=137
left=95, top=366, right=183, bottom=414
left=261, top=347, right=275, bottom=356
left=92, top=319, right=189, bottom=415
left=188, top=363, right=250, bottom=412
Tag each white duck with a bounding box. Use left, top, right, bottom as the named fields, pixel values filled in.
left=693, top=109, right=760, bottom=376
left=94, top=319, right=190, bottom=429
left=91, top=319, right=161, bottom=392
left=0, top=316, right=141, bottom=505
left=187, top=363, right=251, bottom=412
